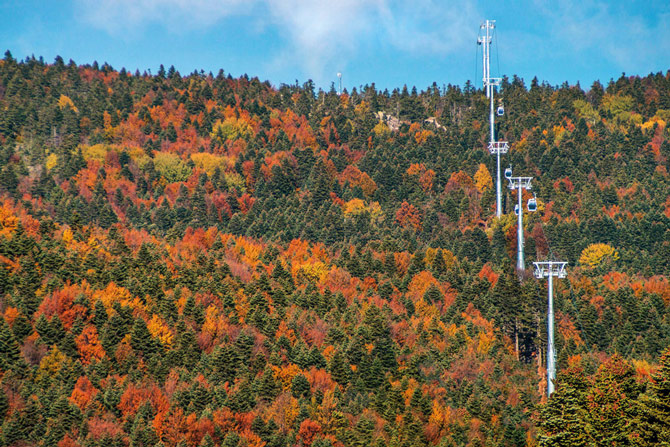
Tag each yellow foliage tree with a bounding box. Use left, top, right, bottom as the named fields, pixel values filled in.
left=82, top=144, right=108, bottom=162
left=58, top=94, right=78, bottom=113
left=272, top=363, right=302, bottom=390
left=578, top=243, right=619, bottom=268
left=297, top=262, right=329, bottom=284
left=573, top=99, right=599, bottom=125
left=91, top=282, right=141, bottom=313
left=477, top=329, right=495, bottom=354
left=210, top=117, right=254, bottom=145
left=343, top=199, right=366, bottom=216
left=343, top=199, right=382, bottom=219
left=190, top=152, right=226, bottom=176
left=424, top=248, right=455, bottom=270
left=62, top=227, right=73, bottom=244
left=601, top=94, right=634, bottom=116
left=153, top=152, right=192, bottom=183
left=354, top=100, right=370, bottom=116
left=224, top=172, right=246, bottom=191
left=372, top=121, right=391, bottom=137
left=473, top=163, right=493, bottom=193
left=201, top=304, right=223, bottom=340
left=426, top=401, right=454, bottom=442
left=37, top=346, right=69, bottom=382
left=45, top=153, right=59, bottom=171
left=147, top=314, right=173, bottom=346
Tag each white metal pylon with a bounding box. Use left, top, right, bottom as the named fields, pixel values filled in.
left=533, top=261, right=568, bottom=396
left=478, top=20, right=508, bottom=218
left=507, top=172, right=533, bottom=271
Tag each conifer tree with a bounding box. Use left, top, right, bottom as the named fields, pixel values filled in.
left=538, top=368, right=589, bottom=447
left=130, top=317, right=156, bottom=358
left=635, top=348, right=670, bottom=446
left=0, top=318, right=21, bottom=369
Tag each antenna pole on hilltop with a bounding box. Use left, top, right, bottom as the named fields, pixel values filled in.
left=337, top=72, right=342, bottom=96
left=507, top=171, right=534, bottom=272
left=533, top=261, right=568, bottom=396
left=478, top=20, right=508, bottom=218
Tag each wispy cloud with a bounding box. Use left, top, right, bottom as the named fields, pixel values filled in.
left=378, top=0, right=478, bottom=55
left=75, top=0, right=480, bottom=81
left=74, top=0, right=669, bottom=86
left=262, top=0, right=382, bottom=80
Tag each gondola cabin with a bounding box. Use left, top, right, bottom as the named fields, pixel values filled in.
left=504, top=166, right=512, bottom=180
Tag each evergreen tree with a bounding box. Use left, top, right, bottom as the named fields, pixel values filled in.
left=537, top=369, right=589, bottom=447
left=0, top=318, right=21, bottom=369
left=635, top=348, right=670, bottom=446
left=130, top=317, right=157, bottom=358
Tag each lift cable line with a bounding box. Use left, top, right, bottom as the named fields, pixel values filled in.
left=477, top=19, right=569, bottom=400
left=477, top=19, right=508, bottom=218
left=494, top=30, right=501, bottom=83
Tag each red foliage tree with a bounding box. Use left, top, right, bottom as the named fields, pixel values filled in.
left=395, top=201, right=421, bottom=230
left=75, top=325, right=105, bottom=364
left=70, top=376, right=99, bottom=410
left=298, top=419, right=322, bottom=447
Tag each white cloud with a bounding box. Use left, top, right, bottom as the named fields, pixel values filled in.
left=263, top=0, right=382, bottom=80
left=378, top=0, right=478, bottom=55
left=75, top=0, right=480, bottom=82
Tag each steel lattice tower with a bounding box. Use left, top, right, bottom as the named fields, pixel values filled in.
left=507, top=174, right=533, bottom=271
left=478, top=20, right=508, bottom=218
left=533, top=261, right=568, bottom=396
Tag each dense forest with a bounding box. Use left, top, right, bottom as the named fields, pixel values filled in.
left=0, top=50, right=669, bottom=446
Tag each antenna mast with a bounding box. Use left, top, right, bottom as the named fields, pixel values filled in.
left=337, top=72, right=342, bottom=95
left=533, top=261, right=568, bottom=396
left=478, top=20, right=508, bottom=218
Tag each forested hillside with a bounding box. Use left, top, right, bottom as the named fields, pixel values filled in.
left=1, top=50, right=670, bottom=446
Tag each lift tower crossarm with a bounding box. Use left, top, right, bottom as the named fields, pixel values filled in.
left=533, top=261, right=568, bottom=397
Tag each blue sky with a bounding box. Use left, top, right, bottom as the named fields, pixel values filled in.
left=1, top=0, right=669, bottom=92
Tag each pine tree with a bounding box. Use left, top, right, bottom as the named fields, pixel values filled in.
left=635, top=348, right=670, bottom=446
left=130, top=317, right=157, bottom=358
left=582, top=355, right=639, bottom=445
left=291, top=373, right=311, bottom=399
left=329, top=351, right=350, bottom=385
left=0, top=318, right=21, bottom=368
left=537, top=369, right=589, bottom=447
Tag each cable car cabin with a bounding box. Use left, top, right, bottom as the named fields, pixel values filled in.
left=514, top=204, right=519, bottom=216
left=504, top=166, right=512, bottom=180
left=497, top=105, right=504, bottom=116
left=527, top=197, right=537, bottom=212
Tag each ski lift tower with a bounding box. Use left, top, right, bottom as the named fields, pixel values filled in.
left=533, top=261, right=568, bottom=396
left=507, top=169, right=533, bottom=271
left=478, top=20, right=508, bottom=218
